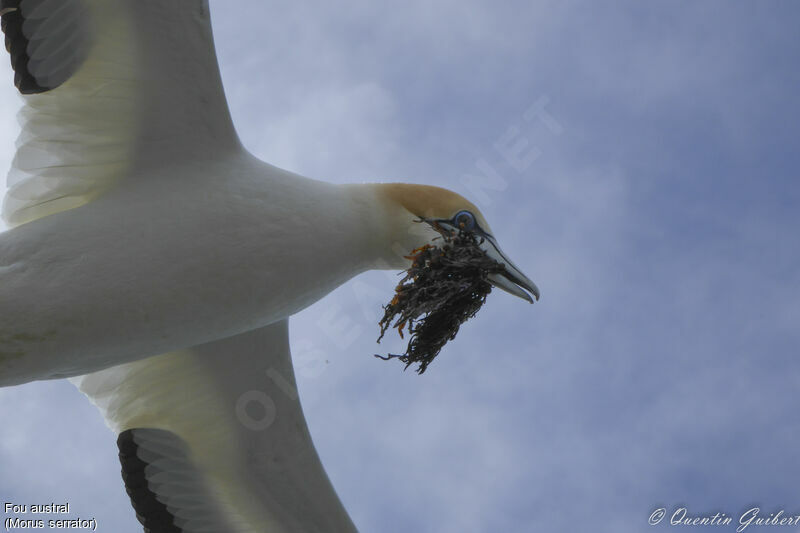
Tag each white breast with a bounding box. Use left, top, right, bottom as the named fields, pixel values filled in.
left=0, top=153, right=381, bottom=386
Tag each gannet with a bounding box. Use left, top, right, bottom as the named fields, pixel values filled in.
left=0, top=1, right=539, bottom=531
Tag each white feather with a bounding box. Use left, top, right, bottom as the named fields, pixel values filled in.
left=71, top=321, right=358, bottom=532
left=3, top=0, right=238, bottom=227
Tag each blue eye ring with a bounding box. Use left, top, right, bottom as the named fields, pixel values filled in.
left=453, top=210, right=476, bottom=231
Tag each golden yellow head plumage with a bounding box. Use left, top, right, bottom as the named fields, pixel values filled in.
left=378, top=183, right=493, bottom=235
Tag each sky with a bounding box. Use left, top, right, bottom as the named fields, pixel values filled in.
left=1, top=1, right=800, bottom=532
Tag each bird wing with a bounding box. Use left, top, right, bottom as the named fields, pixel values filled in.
left=70, top=319, right=358, bottom=533
left=0, top=0, right=239, bottom=226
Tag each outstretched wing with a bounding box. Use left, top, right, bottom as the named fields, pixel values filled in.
left=71, top=320, right=358, bottom=533
left=0, top=0, right=239, bottom=226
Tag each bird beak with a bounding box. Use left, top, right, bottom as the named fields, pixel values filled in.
left=424, top=218, right=539, bottom=303
left=480, top=235, right=540, bottom=303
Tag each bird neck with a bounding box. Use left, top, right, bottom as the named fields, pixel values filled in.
left=349, top=183, right=442, bottom=270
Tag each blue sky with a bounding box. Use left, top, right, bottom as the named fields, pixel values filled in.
left=2, top=1, right=800, bottom=532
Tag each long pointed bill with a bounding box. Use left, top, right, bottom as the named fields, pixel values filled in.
left=480, top=236, right=540, bottom=303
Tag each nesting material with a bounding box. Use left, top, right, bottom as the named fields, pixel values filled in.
left=375, top=229, right=505, bottom=374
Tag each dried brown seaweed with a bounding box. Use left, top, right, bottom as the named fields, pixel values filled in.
left=375, top=229, right=505, bottom=374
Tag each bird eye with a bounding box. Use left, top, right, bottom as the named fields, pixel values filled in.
left=453, top=210, right=476, bottom=230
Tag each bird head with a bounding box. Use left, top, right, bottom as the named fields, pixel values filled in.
left=376, top=183, right=539, bottom=303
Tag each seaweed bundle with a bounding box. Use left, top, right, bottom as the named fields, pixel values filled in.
left=375, top=229, right=505, bottom=374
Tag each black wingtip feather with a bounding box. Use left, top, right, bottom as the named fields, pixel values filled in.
left=1, top=0, right=52, bottom=94
left=117, top=429, right=183, bottom=533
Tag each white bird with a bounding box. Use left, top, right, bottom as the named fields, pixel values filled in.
left=0, top=1, right=539, bottom=531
